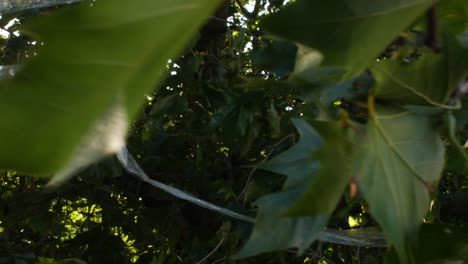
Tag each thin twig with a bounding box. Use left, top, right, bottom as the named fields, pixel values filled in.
left=211, top=257, right=227, bottom=264
left=196, top=225, right=227, bottom=264
left=237, top=134, right=294, bottom=203
left=425, top=4, right=440, bottom=52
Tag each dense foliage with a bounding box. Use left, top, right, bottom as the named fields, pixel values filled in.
left=0, top=0, right=467, bottom=263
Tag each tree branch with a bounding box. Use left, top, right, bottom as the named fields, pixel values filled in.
left=425, top=5, right=441, bottom=52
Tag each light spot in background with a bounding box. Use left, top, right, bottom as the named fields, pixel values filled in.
left=244, top=0, right=255, bottom=12
left=243, top=41, right=252, bottom=52
left=0, top=28, right=9, bottom=38
left=4, top=18, right=19, bottom=29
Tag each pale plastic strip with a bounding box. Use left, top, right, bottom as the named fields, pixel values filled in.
left=116, top=147, right=255, bottom=223
left=117, top=147, right=387, bottom=247
left=0, top=0, right=79, bottom=14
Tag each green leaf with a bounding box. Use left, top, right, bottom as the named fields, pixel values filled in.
left=238, top=119, right=351, bottom=257
left=292, top=45, right=344, bottom=84
left=372, top=31, right=468, bottom=107
left=298, top=71, right=374, bottom=105
left=0, top=0, right=221, bottom=179
left=351, top=106, right=445, bottom=263
left=267, top=103, right=281, bottom=135
left=258, top=119, right=350, bottom=216
left=384, top=224, right=468, bottom=264
left=438, top=0, right=468, bottom=20
left=250, top=40, right=297, bottom=78
left=283, top=121, right=351, bottom=216
left=261, top=0, right=433, bottom=78
left=236, top=189, right=329, bottom=258
left=150, top=93, right=188, bottom=117
left=237, top=105, right=251, bottom=136
left=444, top=112, right=468, bottom=172
left=259, top=119, right=322, bottom=186
left=453, top=98, right=468, bottom=129
left=372, top=53, right=449, bottom=106
left=237, top=119, right=330, bottom=257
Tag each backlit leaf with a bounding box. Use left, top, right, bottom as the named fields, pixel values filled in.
left=0, top=0, right=221, bottom=179
left=352, top=106, right=445, bottom=263
left=283, top=121, right=351, bottom=216
left=238, top=119, right=349, bottom=257
left=236, top=188, right=329, bottom=258
left=262, top=0, right=433, bottom=78
left=372, top=31, right=468, bottom=107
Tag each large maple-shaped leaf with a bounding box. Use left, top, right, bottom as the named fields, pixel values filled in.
left=283, top=122, right=351, bottom=216
left=372, top=53, right=449, bottom=106
left=236, top=189, right=329, bottom=258
left=0, top=0, right=221, bottom=182
left=237, top=119, right=349, bottom=257
left=261, top=0, right=433, bottom=78
left=372, top=30, right=468, bottom=107
left=352, top=106, right=445, bottom=263
left=259, top=119, right=350, bottom=215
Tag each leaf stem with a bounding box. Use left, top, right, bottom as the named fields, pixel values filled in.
left=196, top=224, right=227, bottom=264
left=237, top=134, right=294, bottom=203
left=367, top=95, right=375, bottom=116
